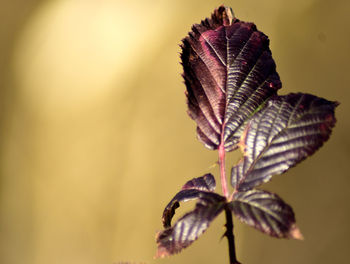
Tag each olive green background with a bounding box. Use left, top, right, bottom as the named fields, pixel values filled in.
left=0, top=0, right=349, bottom=264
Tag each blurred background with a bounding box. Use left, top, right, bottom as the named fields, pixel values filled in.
left=0, top=0, right=349, bottom=263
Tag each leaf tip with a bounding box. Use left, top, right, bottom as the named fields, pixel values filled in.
left=154, top=231, right=171, bottom=259
left=289, top=224, right=304, bottom=240
left=154, top=247, right=170, bottom=259
left=215, top=5, right=235, bottom=26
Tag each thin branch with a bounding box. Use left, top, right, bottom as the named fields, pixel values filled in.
left=224, top=207, right=240, bottom=264
left=219, top=133, right=239, bottom=263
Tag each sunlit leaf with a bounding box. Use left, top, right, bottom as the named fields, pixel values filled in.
left=182, top=6, right=281, bottom=151
left=181, top=173, right=216, bottom=191
left=229, top=189, right=303, bottom=239
left=156, top=192, right=226, bottom=258
left=162, top=174, right=216, bottom=228
left=231, top=93, right=338, bottom=191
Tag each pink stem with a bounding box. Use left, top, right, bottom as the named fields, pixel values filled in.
left=219, top=141, right=229, bottom=198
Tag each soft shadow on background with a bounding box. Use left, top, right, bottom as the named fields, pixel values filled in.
left=0, top=0, right=349, bottom=264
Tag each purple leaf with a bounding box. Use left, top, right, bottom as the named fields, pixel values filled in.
left=181, top=173, right=216, bottom=191
left=229, top=189, right=303, bottom=239
left=181, top=6, right=281, bottom=151
left=231, top=93, right=338, bottom=191
left=162, top=174, right=216, bottom=228
left=156, top=191, right=226, bottom=258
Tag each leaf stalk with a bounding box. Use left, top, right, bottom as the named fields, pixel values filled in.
left=219, top=142, right=229, bottom=198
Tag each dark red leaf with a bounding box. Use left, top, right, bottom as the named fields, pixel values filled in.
left=156, top=192, right=226, bottom=258
left=162, top=174, right=217, bottom=228
left=181, top=5, right=281, bottom=151
left=181, top=173, right=216, bottom=191
left=229, top=189, right=303, bottom=239
left=231, top=93, right=338, bottom=191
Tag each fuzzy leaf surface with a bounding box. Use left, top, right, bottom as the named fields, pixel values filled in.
left=156, top=191, right=226, bottom=257
left=229, top=189, right=302, bottom=239
left=231, top=93, right=338, bottom=191
left=162, top=174, right=216, bottom=228
left=182, top=6, right=281, bottom=151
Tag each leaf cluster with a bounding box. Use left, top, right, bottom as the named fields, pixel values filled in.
left=156, top=6, right=338, bottom=258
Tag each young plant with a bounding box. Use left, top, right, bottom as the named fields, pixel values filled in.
left=155, top=6, right=338, bottom=264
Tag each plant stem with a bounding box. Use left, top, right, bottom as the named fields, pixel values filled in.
left=218, top=142, right=229, bottom=198
left=224, top=207, right=240, bottom=264
left=219, top=131, right=239, bottom=263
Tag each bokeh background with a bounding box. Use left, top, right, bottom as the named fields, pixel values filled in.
left=0, top=0, right=349, bottom=264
